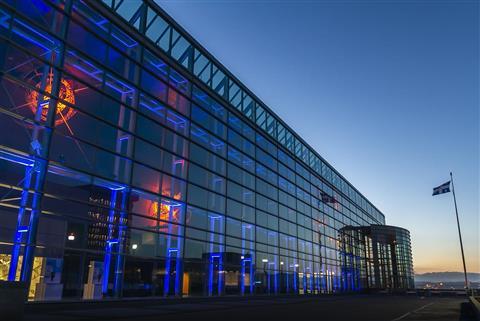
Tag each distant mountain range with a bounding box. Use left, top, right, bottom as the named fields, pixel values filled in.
left=415, top=272, right=480, bottom=282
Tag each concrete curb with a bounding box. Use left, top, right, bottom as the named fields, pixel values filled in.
left=470, top=296, right=480, bottom=321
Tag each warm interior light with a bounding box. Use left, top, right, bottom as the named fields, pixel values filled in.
left=28, top=71, right=76, bottom=126
left=149, top=201, right=181, bottom=223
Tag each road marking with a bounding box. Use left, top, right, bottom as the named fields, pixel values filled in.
left=390, top=302, right=435, bottom=321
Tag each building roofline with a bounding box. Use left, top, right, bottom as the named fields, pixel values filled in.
left=100, top=0, right=386, bottom=222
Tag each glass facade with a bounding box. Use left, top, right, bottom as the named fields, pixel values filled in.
left=0, top=0, right=412, bottom=301
left=340, top=225, right=415, bottom=290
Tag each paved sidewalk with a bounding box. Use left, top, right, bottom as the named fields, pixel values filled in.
left=394, top=298, right=475, bottom=321
left=21, top=295, right=476, bottom=321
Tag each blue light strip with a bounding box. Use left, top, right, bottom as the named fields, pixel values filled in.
left=147, top=60, right=167, bottom=76
left=163, top=247, right=174, bottom=295
left=0, top=8, right=10, bottom=26
left=207, top=214, right=221, bottom=296
left=7, top=165, right=33, bottom=281
left=240, top=255, right=245, bottom=295
left=293, top=263, right=297, bottom=292
left=164, top=248, right=176, bottom=295
left=174, top=247, right=181, bottom=295
left=309, top=267, right=313, bottom=293
left=241, top=224, right=255, bottom=294
left=170, top=206, right=182, bottom=295
left=139, top=94, right=166, bottom=115
left=208, top=254, right=218, bottom=296
left=67, top=50, right=134, bottom=95
left=11, top=18, right=57, bottom=51
left=0, top=150, right=34, bottom=167
left=113, top=189, right=128, bottom=296
left=102, top=189, right=118, bottom=294
left=273, top=260, right=278, bottom=294
left=19, top=157, right=46, bottom=283
left=166, top=113, right=187, bottom=127
left=169, top=72, right=187, bottom=85
left=73, top=1, right=138, bottom=49
left=164, top=205, right=174, bottom=295
left=163, top=197, right=184, bottom=296
left=285, top=258, right=290, bottom=293
left=302, top=265, right=307, bottom=293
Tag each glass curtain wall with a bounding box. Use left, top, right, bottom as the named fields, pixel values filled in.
left=339, top=225, right=414, bottom=291
left=0, top=0, right=391, bottom=301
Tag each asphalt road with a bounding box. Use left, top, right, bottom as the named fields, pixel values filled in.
left=23, top=295, right=474, bottom=321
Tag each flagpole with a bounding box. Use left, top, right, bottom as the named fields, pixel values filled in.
left=450, top=172, right=469, bottom=294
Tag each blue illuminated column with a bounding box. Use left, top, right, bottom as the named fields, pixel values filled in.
left=163, top=201, right=183, bottom=296
left=107, top=40, right=139, bottom=297
left=293, top=262, right=299, bottom=293
left=113, top=189, right=129, bottom=297
left=273, top=259, right=278, bottom=294
left=355, top=256, right=361, bottom=291
left=103, top=189, right=133, bottom=297
left=325, top=269, right=330, bottom=293
left=102, top=122, right=134, bottom=297
left=279, top=259, right=285, bottom=293
left=333, top=269, right=338, bottom=292
left=207, top=214, right=223, bottom=296
left=241, top=223, right=254, bottom=295
left=7, top=58, right=51, bottom=282
left=8, top=164, right=35, bottom=281
left=267, top=231, right=278, bottom=294
left=280, top=257, right=290, bottom=293
left=101, top=187, right=130, bottom=297
left=306, top=262, right=313, bottom=293
left=302, top=261, right=307, bottom=294
left=8, top=2, right=72, bottom=284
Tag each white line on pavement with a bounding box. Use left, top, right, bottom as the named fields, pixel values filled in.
left=390, top=302, right=435, bottom=321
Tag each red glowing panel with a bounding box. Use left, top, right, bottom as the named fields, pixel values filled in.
left=27, top=72, right=76, bottom=126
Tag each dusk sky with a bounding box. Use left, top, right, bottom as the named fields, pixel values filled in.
left=156, top=0, right=479, bottom=274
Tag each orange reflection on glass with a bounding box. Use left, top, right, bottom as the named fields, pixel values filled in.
left=148, top=201, right=182, bottom=223
left=161, top=177, right=183, bottom=200
left=28, top=71, right=76, bottom=126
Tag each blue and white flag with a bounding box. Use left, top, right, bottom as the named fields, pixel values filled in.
left=432, top=181, right=450, bottom=196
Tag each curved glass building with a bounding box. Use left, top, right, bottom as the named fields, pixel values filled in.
left=0, top=0, right=414, bottom=301
left=340, top=225, right=414, bottom=291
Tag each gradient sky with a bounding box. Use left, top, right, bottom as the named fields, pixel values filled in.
left=156, top=0, right=479, bottom=274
